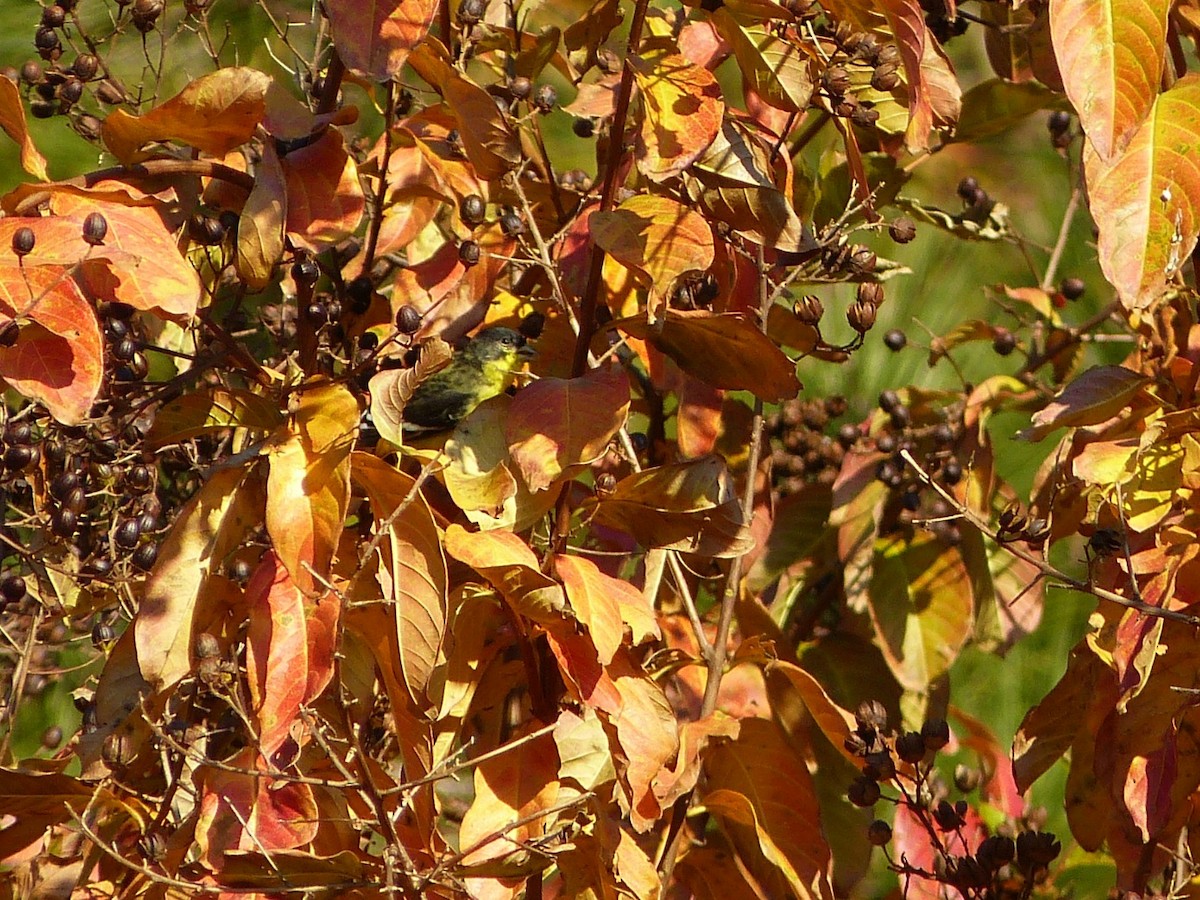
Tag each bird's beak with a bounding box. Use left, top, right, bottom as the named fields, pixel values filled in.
left=518, top=344, right=538, bottom=359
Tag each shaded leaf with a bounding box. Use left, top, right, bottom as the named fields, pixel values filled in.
left=704, top=718, right=834, bottom=900
left=954, top=79, right=1064, bottom=143
left=1050, top=0, right=1171, bottom=159
left=768, top=659, right=858, bottom=763
left=632, top=50, right=724, bottom=182
left=1018, top=365, right=1149, bottom=441
left=611, top=309, right=800, bottom=402
left=236, top=141, right=287, bottom=291
left=585, top=455, right=755, bottom=558
left=352, top=452, right=448, bottom=706
left=714, top=10, right=815, bottom=113
left=0, top=76, right=47, bottom=181
left=147, top=387, right=284, bottom=448
left=506, top=363, right=630, bottom=492
left=325, top=0, right=438, bottom=80
left=1085, top=74, right=1200, bottom=310
left=102, top=68, right=270, bottom=164
left=214, top=850, right=363, bottom=889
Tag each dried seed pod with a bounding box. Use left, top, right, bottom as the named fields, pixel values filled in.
left=131, top=0, right=165, bottom=32
left=822, top=65, right=851, bottom=96
left=888, top=216, right=917, bottom=243
left=847, top=299, right=877, bottom=333
left=792, top=294, right=824, bottom=325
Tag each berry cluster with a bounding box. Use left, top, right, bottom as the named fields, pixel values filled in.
left=764, top=396, right=849, bottom=495
left=846, top=701, right=1062, bottom=898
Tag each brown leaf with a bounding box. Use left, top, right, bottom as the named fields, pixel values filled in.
left=1085, top=74, right=1200, bottom=310
left=586, top=455, right=755, bottom=558
left=147, top=387, right=284, bottom=449
left=632, top=50, right=724, bottom=182
left=0, top=76, right=47, bottom=181
left=102, top=67, right=270, bottom=164
left=612, top=309, right=801, bottom=402
left=237, top=140, right=288, bottom=291
left=876, top=0, right=939, bottom=150
left=1018, top=365, right=1149, bottom=441
left=704, top=718, right=834, bottom=899
left=506, top=363, right=630, bottom=492
left=281, top=130, right=365, bottom=253
left=352, top=452, right=449, bottom=707
left=1050, top=0, right=1171, bottom=159
left=767, top=660, right=858, bottom=764
left=135, top=466, right=261, bottom=691
left=325, top=0, right=438, bottom=80
left=444, top=524, right=570, bottom=623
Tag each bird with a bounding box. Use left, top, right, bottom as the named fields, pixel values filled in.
left=402, top=326, right=536, bottom=432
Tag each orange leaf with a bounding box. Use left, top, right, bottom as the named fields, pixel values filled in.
left=458, top=728, right=560, bottom=866
left=325, top=0, right=438, bottom=80
left=237, top=141, right=288, bottom=291
left=1085, top=74, right=1200, bottom=310
left=266, top=383, right=357, bottom=592
left=590, top=195, right=714, bottom=320
left=0, top=265, right=102, bottom=425
left=875, top=0, right=938, bottom=150
left=135, top=466, right=261, bottom=691
left=244, top=552, right=309, bottom=757
left=632, top=50, right=724, bottom=182
left=506, top=363, right=630, bottom=492
left=281, top=130, right=365, bottom=253
left=0, top=76, right=47, bottom=181
left=147, top=387, right=284, bottom=449
left=1050, top=0, right=1170, bottom=159
left=586, top=455, right=754, bottom=558
left=612, top=309, right=800, bottom=402
left=352, top=452, right=448, bottom=707
left=444, top=524, right=569, bottom=624
left=703, top=718, right=834, bottom=900
left=713, top=10, right=815, bottom=113
left=768, top=660, right=858, bottom=764
left=610, top=653, right=680, bottom=832
left=102, top=67, right=270, bottom=164
left=554, top=555, right=630, bottom=665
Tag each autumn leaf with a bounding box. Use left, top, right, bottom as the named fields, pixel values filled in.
left=325, top=0, right=438, bottom=80
left=0, top=265, right=102, bottom=425
left=135, top=466, right=262, bottom=691
left=609, top=653, right=680, bottom=832
left=704, top=718, right=834, bottom=899
left=1050, top=0, right=1171, bottom=159
left=506, top=363, right=630, bottom=492
left=1018, top=365, right=1149, bottom=441
left=0, top=76, right=47, bottom=181
left=102, top=67, right=271, bottom=164
left=611, top=309, right=801, bottom=402
left=875, top=0, right=935, bottom=150
left=368, top=338, right=454, bottom=446
left=281, top=130, right=365, bottom=253
left=590, top=195, right=714, bottom=320
left=554, top=555, right=634, bottom=665
left=147, top=387, right=284, bottom=449
left=237, top=141, right=288, bottom=291
left=352, top=452, right=448, bottom=707
left=954, top=79, right=1064, bottom=143
left=444, top=524, right=570, bottom=623
left=713, top=10, right=815, bottom=113
left=585, top=456, right=755, bottom=558
left=553, top=707, right=618, bottom=790
left=266, top=383, right=358, bottom=592
left=1085, top=74, right=1200, bottom=310
left=632, top=50, right=724, bottom=182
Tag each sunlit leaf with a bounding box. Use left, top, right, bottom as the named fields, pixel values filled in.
left=1050, top=0, right=1171, bottom=159
left=1085, top=74, right=1200, bottom=310
left=553, top=707, right=617, bottom=791
left=281, top=130, right=365, bottom=253
left=102, top=67, right=271, bottom=164
left=0, top=76, right=47, bottom=181
left=325, top=0, right=438, bottom=80
left=245, top=551, right=309, bottom=756
left=611, top=309, right=800, bottom=402
left=352, top=452, right=448, bottom=706
left=444, top=524, right=570, bottom=623
left=237, top=141, right=287, bottom=291
left=610, top=652, right=680, bottom=832
left=506, top=363, right=630, bottom=492
left=714, top=10, right=815, bottom=113
left=135, top=466, right=261, bottom=691
left=147, top=387, right=284, bottom=448
left=632, top=50, right=724, bottom=182
left=554, top=555, right=634, bottom=665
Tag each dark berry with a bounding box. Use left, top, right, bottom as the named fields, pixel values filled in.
left=508, top=76, right=531, bottom=100
left=867, top=820, right=892, bottom=846
left=457, top=0, right=485, bottom=25
left=81, top=211, right=107, bottom=246
left=395, top=304, right=422, bottom=334
left=51, top=508, right=76, bottom=537
left=3, top=445, right=31, bottom=471
left=0, top=573, right=26, bottom=603
left=20, top=61, right=41, bottom=85
left=992, top=328, right=1017, bottom=356
left=346, top=276, right=374, bottom=314
left=878, top=390, right=900, bottom=413
left=187, top=212, right=225, bottom=246
left=888, top=216, right=916, bottom=243
left=59, top=77, right=83, bottom=105
left=115, top=519, right=141, bottom=550
left=572, top=117, right=594, bottom=138
left=358, top=330, right=379, bottom=351
left=941, top=459, right=963, bottom=485
left=34, top=26, right=60, bottom=54
left=291, top=255, right=319, bottom=286
left=459, top=240, right=481, bottom=266
left=533, top=83, right=557, bottom=112
left=113, top=336, right=138, bottom=361
left=1060, top=277, right=1085, bottom=300
left=883, top=329, right=906, bottom=351
left=1047, top=110, right=1071, bottom=135
left=460, top=194, right=486, bottom=226
left=73, top=54, right=99, bottom=81
left=132, top=542, right=158, bottom=571
left=11, top=227, right=35, bottom=257
left=304, top=301, right=328, bottom=324
left=921, top=718, right=950, bottom=749
left=956, top=175, right=979, bottom=201
left=4, top=421, right=30, bottom=445
left=499, top=210, right=525, bottom=237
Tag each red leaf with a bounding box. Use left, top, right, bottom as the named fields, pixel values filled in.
left=325, top=0, right=438, bottom=80
left=281, top=130, right=365, bottom=253
left=245, top=552, right=309, bottom=757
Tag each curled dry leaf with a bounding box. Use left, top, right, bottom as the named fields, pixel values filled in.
left=0, top=75, right=48, bottom=181
left=584, top=455, right=755, bottom=558
left=102, top=67, right=271, bottom=165
left=1018, top=365, right=1150, bottom=441
left=368, top=337, right=453, bottom=447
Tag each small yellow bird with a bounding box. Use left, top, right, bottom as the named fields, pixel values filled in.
left=402, top=326, right=536, bottom=432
